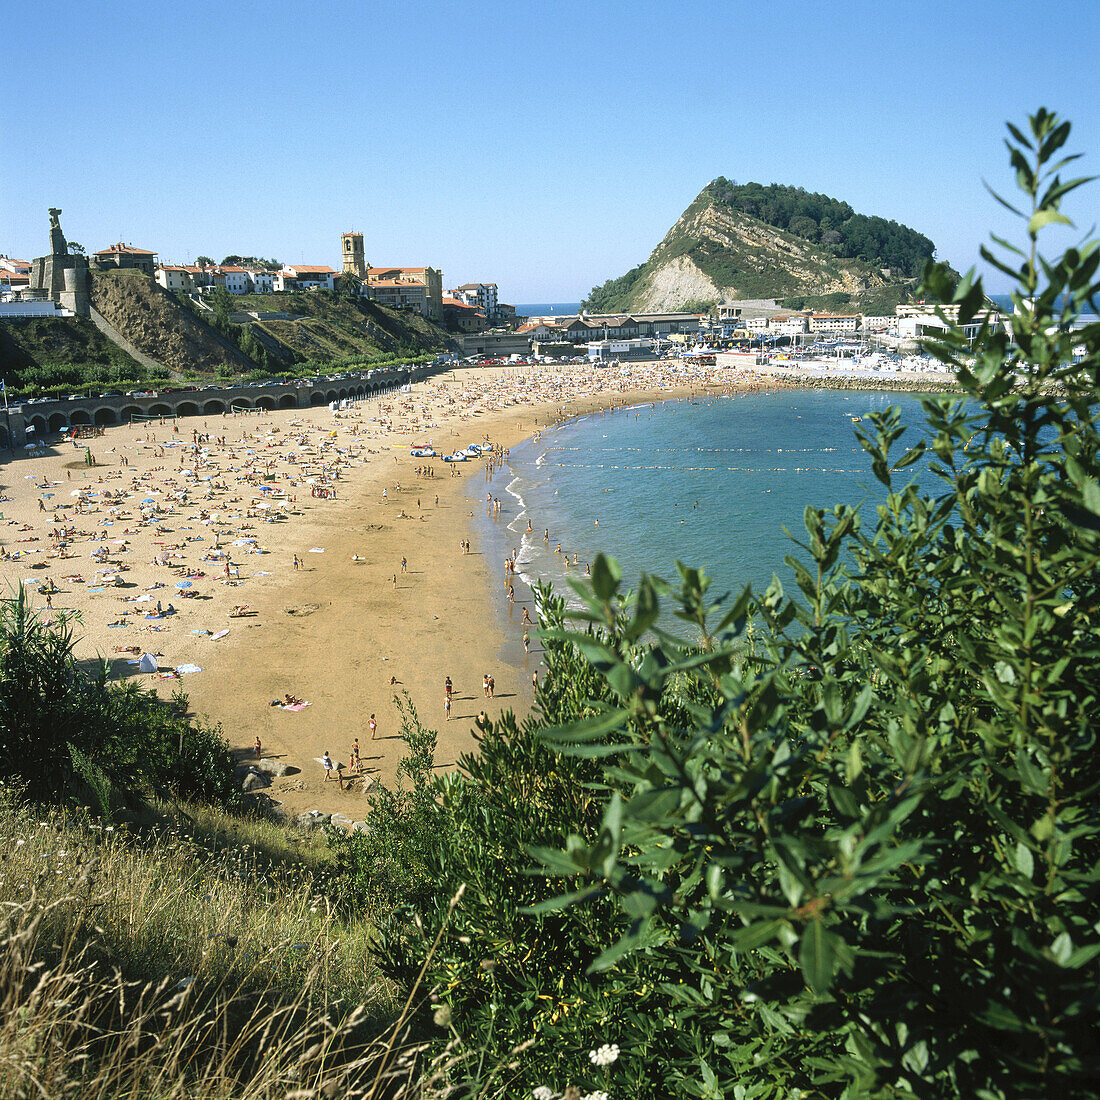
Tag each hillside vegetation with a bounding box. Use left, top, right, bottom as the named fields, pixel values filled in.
left=584, top=180, right=941, bottom=313
left=2, top=278, right=455, bottom=393
left=91, top=270, right=255, bottom=376
left=0, top=312, right=150, bottom=392
left=233, top=291, right=453, bottom=369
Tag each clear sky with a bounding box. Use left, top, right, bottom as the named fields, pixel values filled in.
left=4, top=1, right=1098, bottom=303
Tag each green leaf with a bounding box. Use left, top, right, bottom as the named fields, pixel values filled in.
left=590, top=553, right=622, bottom=601
left=799, top=920, right=836, bottom=994
left=1028, top=208, right=1073, bottom=235
left=540, top=707, right=628, bottom=745
left=1015, top=841, right=1035, bottom=879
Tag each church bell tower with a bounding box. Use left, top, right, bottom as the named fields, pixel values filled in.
left=341, top=231, right=366, bottom=279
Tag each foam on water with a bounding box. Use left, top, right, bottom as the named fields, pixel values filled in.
left=470, top=389, right=934, bottom=628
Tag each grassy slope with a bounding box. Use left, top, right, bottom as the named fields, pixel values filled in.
left=0, top=792, right=403, bottom=1096
left=233, top=292, right=453, bottom=367
left=0, top=314, right=144, bottom=376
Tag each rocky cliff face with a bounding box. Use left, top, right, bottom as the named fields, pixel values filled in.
left=89, top=272, right=253, bottom=376
left=588, top=194, right=916, bottom=313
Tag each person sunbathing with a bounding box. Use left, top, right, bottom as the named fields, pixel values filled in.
left=283, top=693, right=304, bottom=707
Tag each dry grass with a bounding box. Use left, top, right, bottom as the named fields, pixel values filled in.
left=0, top=794, right=536, bottom=1097
left=0, top=792, right=435, bottom=1096
left=0, top=894, right=461, bottom=1098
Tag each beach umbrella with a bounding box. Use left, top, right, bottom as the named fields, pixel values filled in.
left=258, top=485, right=274, bottom=492
left=175, top=580, right=192, bottom=589
left=142, top=497, right=156, bottom=504
left=138, top=653, right=158, bottom=673
left=135, top=594, right=153, bottom=603
left=70, top=489, right=85, bottom=497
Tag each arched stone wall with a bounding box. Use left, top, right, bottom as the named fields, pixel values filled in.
left=120, top=406, right=142, bottom=423
left=278, top=393, right=297, bottom=409
left=70, top=410, right=92, bottom=425
left=176, top=402, right=200, bottom=418
left=310, top=392, right=325, bottom=406
left=149, top=404, right=172, bottom=418
left=203, top=400, right=226, bottom=415
left=94, top=407, right=118, bottom=426
left=255, top=395, right=276, bottom=410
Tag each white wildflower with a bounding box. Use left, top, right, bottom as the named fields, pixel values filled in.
left=588, top=1042, right=620, bottom=1067
left=532, top=1089, right=555, bottom=1100
left=582, top=1092, right=609, bottom=1100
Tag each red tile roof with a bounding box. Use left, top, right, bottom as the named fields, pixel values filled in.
left=95, top=242, right=157, bottom=256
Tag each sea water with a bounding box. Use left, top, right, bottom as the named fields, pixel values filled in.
left=471, top=389, right=935, bottom=644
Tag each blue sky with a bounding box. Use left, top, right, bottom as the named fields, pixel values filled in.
left=4, top=1, right=1098, bottom=302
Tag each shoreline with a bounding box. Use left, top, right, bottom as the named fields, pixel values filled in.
left=0, top=364, right=951, bottom=820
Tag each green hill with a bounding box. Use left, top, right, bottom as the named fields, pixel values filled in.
left=0, top=313, right=147, bottom=390
left=229, top=291, right=453, bottom=369
left=584, top=179, right=943, bottom=313
left=1, top=278, right=456, bottom=394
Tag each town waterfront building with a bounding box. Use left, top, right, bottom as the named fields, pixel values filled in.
left=92, top=242, right=158, bottom=276
left=274, top=265, right=336, bottom=292
left=365, top=266, right=443, bottom=320
left=452, top=282, right=498, bottom=320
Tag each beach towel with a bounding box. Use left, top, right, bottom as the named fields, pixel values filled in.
left=281, top=701, right=311, bottom=712
left=211, top=629, right=229, bottom=640
left=176, top=664, right=202, bottom=675
left=308, top=547, right=325, bottom=553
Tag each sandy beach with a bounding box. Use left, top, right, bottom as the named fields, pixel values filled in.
left=0, top=362, right=733, bottom=820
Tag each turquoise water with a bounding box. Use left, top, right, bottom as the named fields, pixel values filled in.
left=472, top=389, right=935, bottom=625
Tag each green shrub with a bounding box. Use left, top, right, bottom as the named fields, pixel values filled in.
left=0, top=589, right=238, bottom=810
left=526, top=108, right=1100, bottom=1098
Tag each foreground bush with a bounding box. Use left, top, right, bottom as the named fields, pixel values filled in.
left=337, top=110, right=1100, bottom=1098
left=0, top=587, right=238, bottom=808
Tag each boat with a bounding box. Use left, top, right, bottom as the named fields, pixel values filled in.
left=850, top=416, right=862, bottom=423
left=411, top=446, right=435, bottom=457
left=462, top=445, right=482, bottom=458
left=442, top=451, right=468, bottom=463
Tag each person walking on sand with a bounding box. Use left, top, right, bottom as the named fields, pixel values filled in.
left=488, top=674, right=495, bottom=699
left=369, top=713, right=378, bottom=740
left=401, top=556, right=407, bottom=573
left=254, top=735, right=262, bottom=758
left=444, top=692, right=451, bottom=719
left=322, top=751, right=339, bottom=785
left=483, top=673, right=490, bottom=698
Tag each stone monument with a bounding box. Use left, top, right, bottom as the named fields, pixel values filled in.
left=29, top=207, right=90, bottom=316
